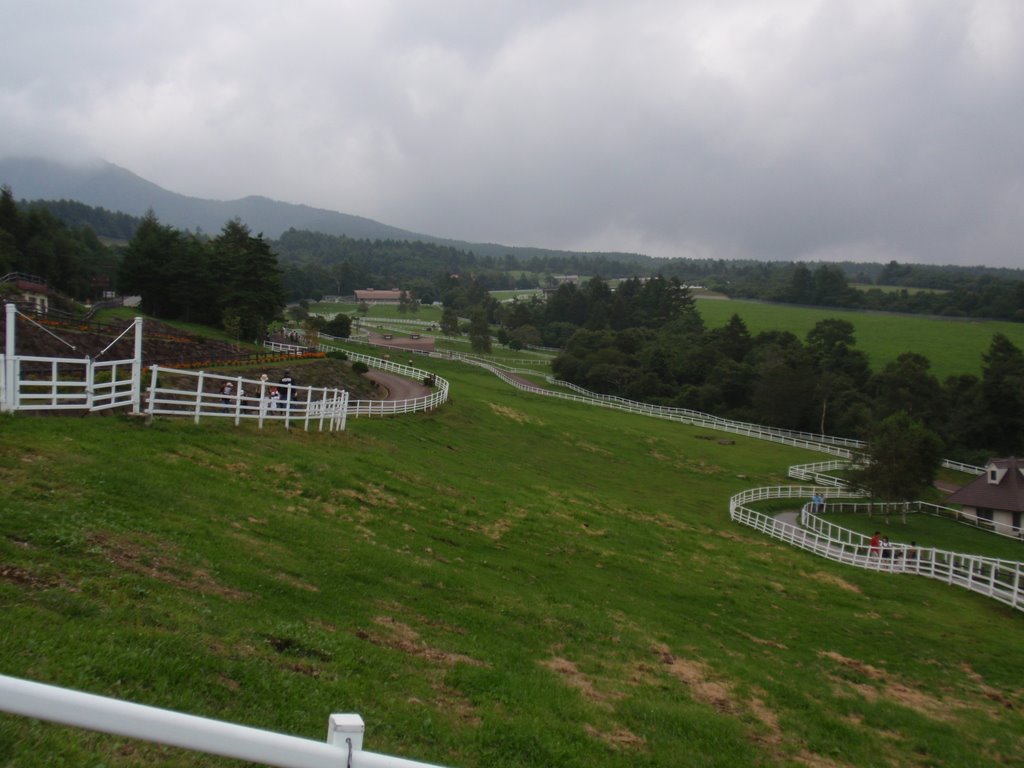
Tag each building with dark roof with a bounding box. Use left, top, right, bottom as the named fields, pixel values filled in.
left=946, top=457, right=1024, bottom=539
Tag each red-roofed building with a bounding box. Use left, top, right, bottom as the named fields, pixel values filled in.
left=946, top=457, right=1024, bottom=538
left=354, top=289, right=403, bottom=304
left=12, top=278, right=50, bottom=314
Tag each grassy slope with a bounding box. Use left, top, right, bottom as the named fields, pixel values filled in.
left=1, top=358, right=1023, bottom=767
left=696, top=298, right=1024, bottom=379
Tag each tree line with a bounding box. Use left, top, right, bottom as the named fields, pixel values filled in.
left=691, top=261, right=1024, bottom=323
left=118, top=214, right=285, bottom=340
left=495, top=276, right=1024, bottom=465
left=0, top=186, right=119, bottom=300
left=13, top=191, right=1024, bottom=324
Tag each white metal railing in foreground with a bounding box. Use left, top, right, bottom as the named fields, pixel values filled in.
left=0, top=674, right=448, bottom=768
left=729, top=486, right=1024, bottom=613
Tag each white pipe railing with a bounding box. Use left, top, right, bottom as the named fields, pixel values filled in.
left=0, top=674, right=449, bottom=768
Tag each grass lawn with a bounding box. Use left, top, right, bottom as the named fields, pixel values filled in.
left=695, top=298, right=1024, bottom=379
left=2, top=356, right=1023, bottom=767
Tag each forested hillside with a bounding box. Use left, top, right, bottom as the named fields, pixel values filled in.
left=494, top=276, right=1024, bottom=464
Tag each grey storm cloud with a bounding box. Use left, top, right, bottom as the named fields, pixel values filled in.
left=1, top=0, right=1022, bottom=266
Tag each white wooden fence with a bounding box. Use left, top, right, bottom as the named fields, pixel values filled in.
left=2, top=305, right=449, bottom=427
left=285, top=337, right=450, bottom=418
left=0, top=674, right=449, bottom=768
left=145, top=366, right=350, bottom=432
left=729, top=486, right=1024, bottom=612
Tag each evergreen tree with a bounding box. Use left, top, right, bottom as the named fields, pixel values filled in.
left=980, top=333, right=1024, bottom=454
left=468, top=308, right=491, bottom=353
left=850, top=412, right=944, bottom=517
left=210, top=220, right=285, bottom=340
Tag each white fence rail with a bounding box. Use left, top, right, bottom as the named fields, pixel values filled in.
left=805, top=497, right=1024, bottom=542
left=788, top=460, right=859, bottom=487
left=146, top=366, right=350, bottom=432
left=0, top=674, right=449, bottom=768
left=729, top=486, right=1024, bottom=613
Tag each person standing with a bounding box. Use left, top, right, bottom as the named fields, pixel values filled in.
left=869, top=531, right=881, bottom=557
left=280, top=370, right=294, bottom=409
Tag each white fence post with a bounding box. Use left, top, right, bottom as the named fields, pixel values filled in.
left=4, top=302, right=15, bottom=412
left=194, top=371, right=206, bottom=424
left=327, top=713, right=365, bottom=752
left=131, top=316, right=144, bottom=414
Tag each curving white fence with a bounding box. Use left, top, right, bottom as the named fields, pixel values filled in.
left=314, top=343, right=450, bottom=418
left=787, top=460, right=858, bottom=487
left=729, top=487, right=1024, bottom=612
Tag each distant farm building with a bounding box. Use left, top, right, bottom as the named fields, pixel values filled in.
left=947, top=457, right=1024, bottom=538
left=3, top=275, right=50, bottom=314
left=354, top=289, right=403, bottom=305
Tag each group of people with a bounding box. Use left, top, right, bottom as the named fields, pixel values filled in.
left=810, top=492, right=826, bottom=513
left=869, top=531, right=918, bottom=561
left=218, top=370, right=295, bottom=410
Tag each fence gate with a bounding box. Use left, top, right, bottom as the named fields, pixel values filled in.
left=2, top=302, right=143, bottom=414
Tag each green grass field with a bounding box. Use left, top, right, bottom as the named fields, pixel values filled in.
left=696, top=298, right=1024, bottom=379
left=2, top=353, right=1023, bottom=767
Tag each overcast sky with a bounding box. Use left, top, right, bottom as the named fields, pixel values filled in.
left=2, top=1, right=1023, bottom=267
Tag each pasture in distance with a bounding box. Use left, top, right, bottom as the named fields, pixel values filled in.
left=695, top=297, right=1024, bottom=379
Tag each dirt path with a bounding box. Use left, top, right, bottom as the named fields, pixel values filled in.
left=365, top=330, right=436, bottom=353
left=366, top=370, right=432, bottom=401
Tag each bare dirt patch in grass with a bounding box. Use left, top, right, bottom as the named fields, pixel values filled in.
left=356, top=616, right=488, bottom=668
left=575, top=440, right=613, bottom=456
left=654, top=644, right=818, bottom=760
left=275, top=572, right=319, bottom=592
left=333, top=484, right=400, bottom=508
left=490, top=403, right=541, bottom=425
left=821, top=650, right=970, bottom=724
left=655, top=645, right=739, bottom=715
left=960, top=662, right=1019, bottom=711
left=0, top=564, right=63, bottom=590
left=583, top=723, right=647, bottom=751
left=741, top=632, right=789, bottom=650
left=91, top=532, right=248, bottom=601
left=806, top=571, right=862, bottom=594
left=541, top=656, right=621, bottom=707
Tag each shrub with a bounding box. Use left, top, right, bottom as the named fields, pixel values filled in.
left=351, top=361, right=369, bottom=375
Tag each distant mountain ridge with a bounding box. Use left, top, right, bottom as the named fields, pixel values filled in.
left=0, top=156, right=649, bottom=263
